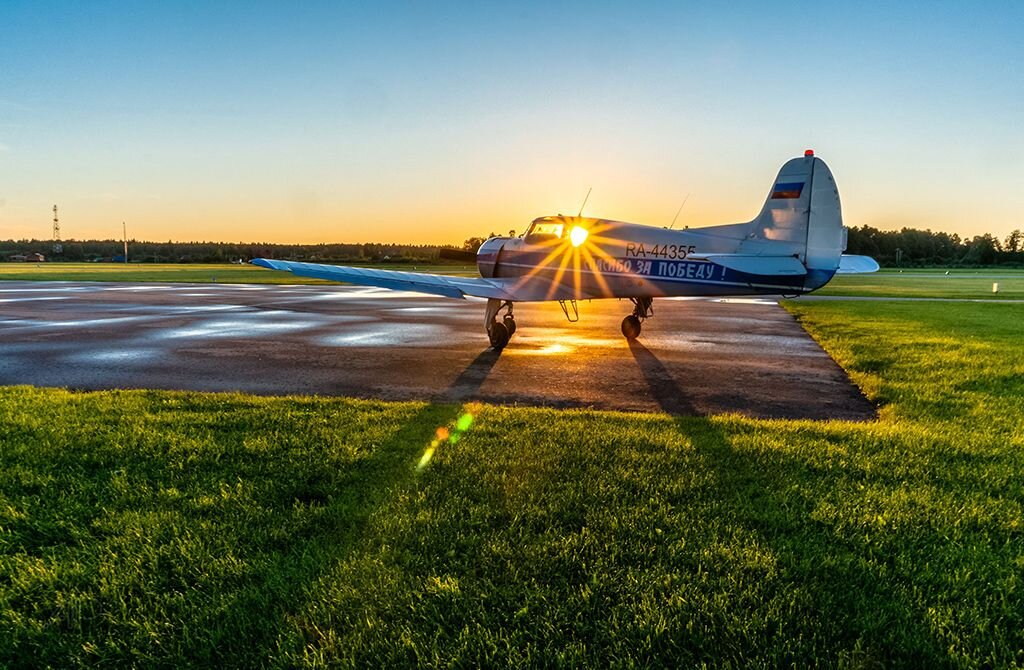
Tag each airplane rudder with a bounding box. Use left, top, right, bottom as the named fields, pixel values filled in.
left=805, top=156, right=845, bottom=273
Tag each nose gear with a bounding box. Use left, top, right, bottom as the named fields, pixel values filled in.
left=485, top=299, right=516, bottom=350
left=621, top=297, right=653, bottom=340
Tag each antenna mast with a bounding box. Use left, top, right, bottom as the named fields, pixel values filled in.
left=668, top=193, right=691, bottom=230
left=52, top=205, right=62, bottom=254
left=576, top=187, right=592, bottom=218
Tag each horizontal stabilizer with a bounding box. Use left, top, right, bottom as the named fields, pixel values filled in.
left=836, top=255, right=880, bottom=274
left=690, top=254, right=808, bottom=276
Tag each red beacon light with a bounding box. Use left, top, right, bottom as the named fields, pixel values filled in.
left=804, top=149, right=815, bottom=157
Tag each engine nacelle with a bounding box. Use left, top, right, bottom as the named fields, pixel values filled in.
left=476, top=236, right=509, bottom=278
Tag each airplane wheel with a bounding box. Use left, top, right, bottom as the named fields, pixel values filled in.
left=621, top=315, right=641, bottom=340
left=503, top=316, right=517, bottom=336
left=489, top=321, right=511, bottom=349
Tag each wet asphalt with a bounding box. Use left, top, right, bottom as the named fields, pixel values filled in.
left=0, top=281, right=876, bottom=420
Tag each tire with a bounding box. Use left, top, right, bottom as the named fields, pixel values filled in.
left=621, top=315, right=641, bottom=340
left=503, top=316, right=517, bottom=336
left=489, top=321, right=510, bottom=349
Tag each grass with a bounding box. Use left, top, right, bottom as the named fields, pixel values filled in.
left=0, top=262, right=477, bottom=284
left=816, top=269, right=1024, bottom=300
left=1, top=300, right=1023, bottom=667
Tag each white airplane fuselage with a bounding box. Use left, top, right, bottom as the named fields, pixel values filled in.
left=477, top=218, right=828, bottom=300
left=476, top=152, right=847, bottom=301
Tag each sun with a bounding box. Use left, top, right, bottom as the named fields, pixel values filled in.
left=569, top=225, right=589, bottom=247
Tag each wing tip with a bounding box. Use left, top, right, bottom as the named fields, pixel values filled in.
left=251, top=258, right=283, bottom=270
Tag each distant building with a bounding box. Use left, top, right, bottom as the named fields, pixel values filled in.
left=7, top=253, right=45, bottom=262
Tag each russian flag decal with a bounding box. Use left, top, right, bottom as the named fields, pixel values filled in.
left=771, top=182, right=804, bottom=199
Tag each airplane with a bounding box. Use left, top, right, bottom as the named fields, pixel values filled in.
left=253, top=150, right=878, bottom=349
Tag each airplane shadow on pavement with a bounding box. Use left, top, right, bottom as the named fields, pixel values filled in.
left=628, top=340, right=699, bottom=415
left=446, top=348, right=502, bottom=401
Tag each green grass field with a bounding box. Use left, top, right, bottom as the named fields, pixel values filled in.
left=0, top=262, right=476, bottom=284
left=817, top=269, right=1024, bottom=300
left=2, top=299, right=1022, bottom=667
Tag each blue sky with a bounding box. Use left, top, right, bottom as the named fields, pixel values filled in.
left=1, top=1, right=1022, bottom=243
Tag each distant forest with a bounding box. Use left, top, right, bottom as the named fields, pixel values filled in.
left=845, top=226, right=1022, bottom=266
left=0, top=240, right=468, bottom=264
left=2, top=226, right=1022, bottom=266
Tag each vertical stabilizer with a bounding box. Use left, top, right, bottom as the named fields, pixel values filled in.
left=804, top=156, right=844, bottom=273
left=738, top=152, right=845, bottom=284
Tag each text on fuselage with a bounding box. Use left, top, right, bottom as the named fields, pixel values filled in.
left=625, top=243, right=697, bottom=259
left=595, top=257, right=724, bottom=281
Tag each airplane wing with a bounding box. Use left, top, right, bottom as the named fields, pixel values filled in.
left=251, top=258, right=574, bottom=301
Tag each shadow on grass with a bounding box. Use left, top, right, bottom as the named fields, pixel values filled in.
left=1, top=351, right=504, bottom=668
left=230, top=351, right=503, bottom=664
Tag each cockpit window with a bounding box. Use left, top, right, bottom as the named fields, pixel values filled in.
left=524, top=221, right=564, bottom=244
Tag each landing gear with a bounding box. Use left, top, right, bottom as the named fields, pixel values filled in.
left=622, top=297, right=653, bottom=340
left=489, top=321, right=511, bottom=349
left=485, top=299, right=516, bottom=350
left=621, top=315, right=642, bottom=340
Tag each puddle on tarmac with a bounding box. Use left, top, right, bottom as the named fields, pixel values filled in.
left=319, top=323, right=456, bottom=347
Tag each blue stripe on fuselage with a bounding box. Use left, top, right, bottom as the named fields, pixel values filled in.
left=495, top=253, right=810, bottom=292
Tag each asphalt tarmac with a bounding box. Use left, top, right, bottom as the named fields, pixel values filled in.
left=0, top=281, right=876, bottom=420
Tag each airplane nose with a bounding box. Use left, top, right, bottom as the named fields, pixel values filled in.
left=477, top=237, right=508, bottom=278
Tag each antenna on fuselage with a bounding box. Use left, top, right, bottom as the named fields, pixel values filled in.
left=668, top=193, right=691, bottom=229
left=576, top=187, right=592, bottom=218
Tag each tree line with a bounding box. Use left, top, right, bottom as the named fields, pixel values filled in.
left=3, top=226, right=1023, bottom=266
left=846, top=226, right=1023, bottom=266
left=0, top=240, right=459, bottom=264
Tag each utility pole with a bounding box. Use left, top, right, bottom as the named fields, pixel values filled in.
left=52, top=205, right=62, bottom=254
left=123, top=222, right=128, bottom=263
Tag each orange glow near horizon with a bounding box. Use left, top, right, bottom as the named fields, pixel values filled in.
left=2, top=170, right=1017, bottom=246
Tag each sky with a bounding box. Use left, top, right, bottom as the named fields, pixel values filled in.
left=1, top=1, right=1022, bottom=245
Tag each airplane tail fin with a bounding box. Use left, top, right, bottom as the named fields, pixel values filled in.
left=738, top=151, right=847, bottom=287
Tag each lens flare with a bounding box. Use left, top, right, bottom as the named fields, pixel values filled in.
left=569, top=225, right=588, bottom=247
left=416, top=447, right=436, bottom=470
left=417, top=407, right=480, bottom=472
